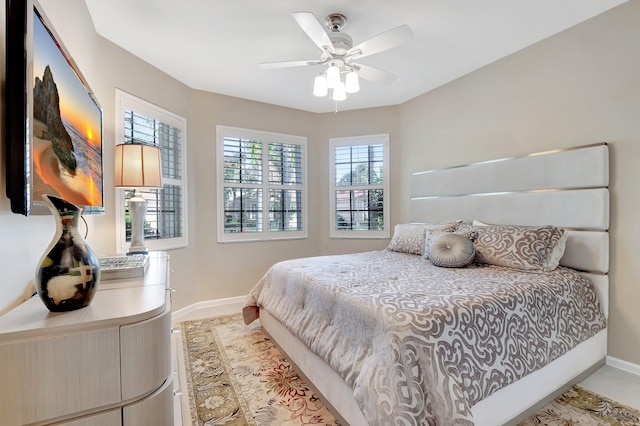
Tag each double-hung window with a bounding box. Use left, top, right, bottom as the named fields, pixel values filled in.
left=330, top=134, right=389, bottom=238
left=115, top=89, right=188, bottom=253
left=216, top=126, right=307, bottom=242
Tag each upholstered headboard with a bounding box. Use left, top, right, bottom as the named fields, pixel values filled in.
left=410, top=143, right=609, bottom=316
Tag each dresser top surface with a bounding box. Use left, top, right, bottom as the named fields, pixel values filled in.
left=0, top=252, right=169, bottom=341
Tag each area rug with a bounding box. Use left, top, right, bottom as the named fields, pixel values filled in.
left=180, top=313, right=640, bottom=426
left=180, top=313, right=339, bottom=425
left=519, top=385, right=640, bottom=426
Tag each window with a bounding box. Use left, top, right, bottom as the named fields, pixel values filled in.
left=330, top=134, right=389, bottom=238
left=217, top=126, right=307, bottom=242
left=115, top=89, right=188, bottom=252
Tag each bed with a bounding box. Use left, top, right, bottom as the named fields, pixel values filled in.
left=243, top=143, right=609, bottom=425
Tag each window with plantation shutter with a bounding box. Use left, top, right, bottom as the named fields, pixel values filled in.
left=217, top=126, right=307, bottom=242
left=115, top=90, right=188, bottom=252
left=330, top=134, right=389, bottom=239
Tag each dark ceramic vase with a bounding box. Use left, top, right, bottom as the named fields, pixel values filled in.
left=35, top=195, right=101, bottom=312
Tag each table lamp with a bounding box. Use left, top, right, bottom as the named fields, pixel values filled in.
left=114, top=143, right=162, bottom=255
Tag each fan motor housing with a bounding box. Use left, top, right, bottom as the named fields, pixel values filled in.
left=324, top=13, right=352, bottom=54
left=329, top=32, right=353, bottom=54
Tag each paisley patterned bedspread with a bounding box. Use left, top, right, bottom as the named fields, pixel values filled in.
left=243, top=250, right=606, bottom=425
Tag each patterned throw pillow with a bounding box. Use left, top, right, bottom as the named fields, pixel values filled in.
left=388, top=221, right=460, bottom=255
left=451, top=222, right=479, bottom=240
left=426, top=233, right=476, bottom=268
left=473, top=224, right=568, bottom=271
left=387, top=224, right=427, bottom=255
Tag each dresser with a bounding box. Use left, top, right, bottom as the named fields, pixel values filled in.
left=0, top=252, right=174, bottom=426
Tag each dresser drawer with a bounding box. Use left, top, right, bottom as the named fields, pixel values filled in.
left=0, top=329, right=120, bottom=426
left=54, top=408, right=122, bottom=426
left=122, top=376, right=174, bottom=426
left=120, top=296, right=172, bottom=401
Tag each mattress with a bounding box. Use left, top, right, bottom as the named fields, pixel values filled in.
left=243, top=250, right=606, bottom=425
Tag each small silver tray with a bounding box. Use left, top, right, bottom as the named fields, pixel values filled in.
left=99, top=254, right=149, bottom=280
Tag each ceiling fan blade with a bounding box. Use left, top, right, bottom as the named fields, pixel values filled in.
left=292, top=11, right=335, bottom=54
left=353, top=63, right=397, bottom=85
left=348, top=24, right=413, bottom=59
left=258, top=59, right=323, bottom=69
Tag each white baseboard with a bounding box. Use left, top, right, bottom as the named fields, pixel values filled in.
left=172, top=295, right=246, bottom=323
left=606, top=355, right=640, bottom=376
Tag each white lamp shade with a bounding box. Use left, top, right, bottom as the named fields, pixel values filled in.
left=345, top=71, right=360, bottom=94
left=313, top=75, right=328, bottom=97
left=326, top=65, right=341, bottom=89
left=332, top=82, right=347, bottom=101
left=114, top=144, right=162, bottom=188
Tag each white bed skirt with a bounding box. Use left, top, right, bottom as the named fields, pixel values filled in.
left=260, top=309, right=606, bottom=426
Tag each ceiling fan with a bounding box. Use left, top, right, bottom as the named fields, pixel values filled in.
left=259, top=12, right=414, bottom=100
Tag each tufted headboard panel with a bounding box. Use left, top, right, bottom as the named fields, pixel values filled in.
left=410, top=143, right=609, bottom=316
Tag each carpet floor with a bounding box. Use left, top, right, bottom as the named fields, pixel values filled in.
left=179, top=314, right=640, bottom=425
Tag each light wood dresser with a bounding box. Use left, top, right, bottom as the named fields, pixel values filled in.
left=0, top=251, right=174, bottom=426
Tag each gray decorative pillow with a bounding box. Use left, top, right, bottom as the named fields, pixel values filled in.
left=426, top=233, right=476, bottom=268
left=388, top=221, right=461, bottom=255
left=474, top=224, right=568, bottom=271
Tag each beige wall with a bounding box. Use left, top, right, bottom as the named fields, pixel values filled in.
left=316, top=107, right=402, bottom=256
left=188, top=91, right=320, bottom=302
left=187, top=93, right=401, bottom=301
left=1, top=0, right=638, bottom=365
left=399, top=1, right=640, bottom=364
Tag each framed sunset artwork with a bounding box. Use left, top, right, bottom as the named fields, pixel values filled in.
left=5, top=0, right=103, bottom=215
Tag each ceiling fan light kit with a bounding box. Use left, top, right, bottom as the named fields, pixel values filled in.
left=345, top=71, right=360, bottom=93
left=332, top=82, right=347, bottom=101
left=326, top=65, right=341, bottom=88
left=313, top=61, right=359, bottom=101
left=313, top=75, right=328, bottom=97
left=259, top=11, right=414, bottom=104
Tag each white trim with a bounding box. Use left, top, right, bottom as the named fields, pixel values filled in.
left=171, top=295, right=246, bottom=324
left=114, top=89, right=189, bottom=254
left=606, top=356, right=640, bottom=376
left=329, top=134, right=390, bottom=239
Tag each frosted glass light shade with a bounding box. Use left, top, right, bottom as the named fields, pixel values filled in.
left=332, top=82, right=347, bottom=101
left=313, top=75, right=328, bottom=97
left=114, top=144, right=162, bottom=188
left=345, top=71, right=360, bottom=94
left=326, top=66, right=341, bottom=89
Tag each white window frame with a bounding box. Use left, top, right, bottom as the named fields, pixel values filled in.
left=115, top=89, right=188, bottom=253
left=329, top=134, right=390, bottom=239
left=216, top=125, right=308, bottom=243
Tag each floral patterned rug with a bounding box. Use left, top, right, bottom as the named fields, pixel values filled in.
left=180, top=313, right=339, bottom=425
left=519, top=385, right=640, bottom=426
left=180, top=313, right=640, bottom=426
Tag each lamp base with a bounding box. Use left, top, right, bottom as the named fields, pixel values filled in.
left=127, top=248, right=148, bottom=255
left=128, top=191, right=148, bottom=255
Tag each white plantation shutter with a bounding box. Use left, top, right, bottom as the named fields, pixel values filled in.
left=115, top=90, right=188, bottom=252
left=330, top=134, right=389, bottom=239
left=217, top=126, right=307, bottom=242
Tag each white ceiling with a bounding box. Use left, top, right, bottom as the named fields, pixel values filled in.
left=85, top=0, right=626, bottom=114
